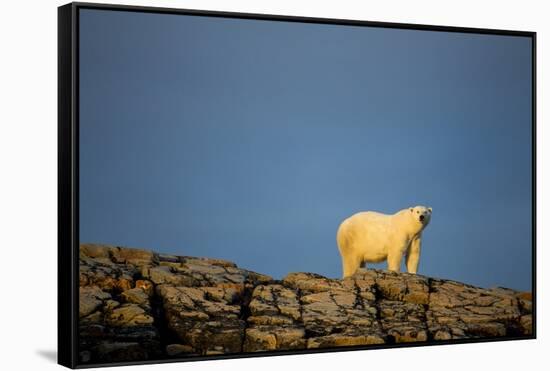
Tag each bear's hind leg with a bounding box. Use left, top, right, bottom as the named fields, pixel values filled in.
left=342, top=255, right=361, bottom=279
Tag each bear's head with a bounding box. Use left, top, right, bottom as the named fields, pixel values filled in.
left=409, top=206, right=432, bottom=229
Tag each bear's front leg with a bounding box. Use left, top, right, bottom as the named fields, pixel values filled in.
left=387, top=252, right=403, bottom=272
left=406, top=235, right=421, bottom=274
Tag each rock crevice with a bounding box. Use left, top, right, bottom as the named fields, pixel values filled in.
left=78, top=244, right=533, bottom=364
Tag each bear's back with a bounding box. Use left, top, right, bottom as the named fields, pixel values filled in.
left=347, top=210, right=393, bottom=225
left=338, top=211, right=395, bottom=237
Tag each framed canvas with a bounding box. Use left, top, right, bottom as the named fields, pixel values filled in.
left=58, top=2, right=536, bottom=368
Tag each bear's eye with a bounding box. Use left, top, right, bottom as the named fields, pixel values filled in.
left=416, top=211, right=419, bottom=213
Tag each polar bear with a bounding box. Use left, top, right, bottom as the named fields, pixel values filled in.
left=337, top=206, right=432, bottom=278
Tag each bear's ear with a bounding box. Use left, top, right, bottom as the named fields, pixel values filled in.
left=428, top=207, right=432, bottom=213
left=410, top=207, right=413, bottom=213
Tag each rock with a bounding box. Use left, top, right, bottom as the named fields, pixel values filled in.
left=116, top=277, right=133, bottom=292
left=148, top=266, right=178, bottom=284
left=205, top=350, right=225, bottom=355
left=518, top=297, right=532, bottom=314
left=249, top=284, right=300, bottom=319
left=291, top=274, right=383, bottom=343
left=166, top=344, right=194, bottom=356
left=94, top=342, right=149, bottom=362
left=158, top=254, right=180, bottom=263
left=145, top=265, right=198, bottom=286
left=467, top=322, right=507, bottom=337
left=135, top=279, right=154, bottom=296
left=186, top=256, right=237, bottom=268
left=144, top=258, right=272, bottom=288
left=79, top=253, right=138, bottom=294
left=103, top=299, right=120, bottom=312
left=379, top=300, right=428, bottom=342
left=106, top=304, right=154, bottom=327
left=426, top=279, right=523, bottom=340
left=434, top=330, right=452, bottom=340
left=283, top=272, right=347, bottom=293
left=244, top=328, right=277, bottom=350
left=79, top=244, right=533, bottom=364
left=80, top=286, right=111, bottom=318
left=307, top=333, right=385, bottom=348
left=121, top=288, right=150, bottom=306
left=244, top=284, right=305, bottom=351
left=81, top=311, right=103, bottom=324
left=157, top=285, right=245, bottom=354
left=520, top=315, right=533, bottom=335
left=244, top=326, right=306, bottom=352
left=110, top=246, right=156, bottom=266
left=80, top=243, right=113, bottom=259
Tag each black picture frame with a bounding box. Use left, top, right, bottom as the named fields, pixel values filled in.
left=58, top=2, right=537, bottom=368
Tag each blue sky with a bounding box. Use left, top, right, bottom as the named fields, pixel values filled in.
left=79, top=9, right=533, bottom=291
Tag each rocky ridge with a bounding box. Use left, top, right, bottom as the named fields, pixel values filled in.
left=78, top=244, right=533, bottom=364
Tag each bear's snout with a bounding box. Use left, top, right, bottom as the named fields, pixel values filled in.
left=419, top=215, right=425, bottom=221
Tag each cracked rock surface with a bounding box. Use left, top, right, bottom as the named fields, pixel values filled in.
left=78, top=244, right=533, bottom=364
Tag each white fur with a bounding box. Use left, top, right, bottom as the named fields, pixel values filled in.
left=337, top=206, right=432, bottom=278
